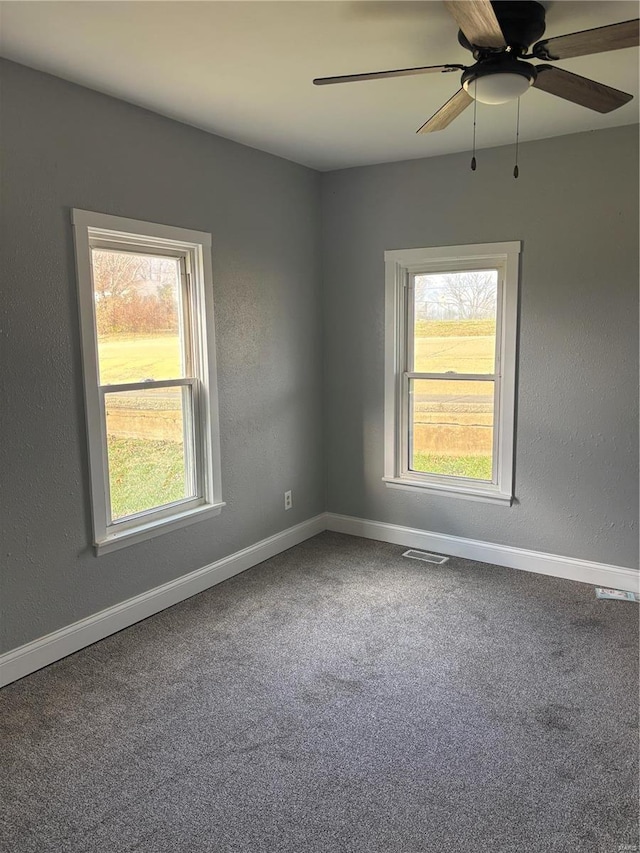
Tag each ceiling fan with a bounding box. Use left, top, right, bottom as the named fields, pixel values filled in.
left=313, top=0, right=639, bottom=134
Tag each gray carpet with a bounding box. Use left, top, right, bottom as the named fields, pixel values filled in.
left=1, top=532, right=638, bottom=853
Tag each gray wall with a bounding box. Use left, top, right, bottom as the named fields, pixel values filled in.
left=2, top=59, right=638, bottom=657
left=0, top=60, right=324, bottom=652
left=322, top=124, right=639, bottom=568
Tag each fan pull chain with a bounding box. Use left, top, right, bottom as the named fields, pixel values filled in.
left=471, top=81, right=477, bottom=171
left=513, top=97, right=520, bottom=179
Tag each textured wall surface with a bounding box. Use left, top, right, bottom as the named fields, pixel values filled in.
left=322, top=125, right=639, bottom=568
left=2, top=58, right=638, bottom=658
left=0, top=60, right=324, bottom=652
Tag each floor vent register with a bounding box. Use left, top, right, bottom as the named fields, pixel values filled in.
left=402, top=550, right=449, bottom=565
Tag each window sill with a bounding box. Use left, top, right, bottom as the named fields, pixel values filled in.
left=382, top=477, right=513, bottom=506
left=95, top=502, right=226, bottom=555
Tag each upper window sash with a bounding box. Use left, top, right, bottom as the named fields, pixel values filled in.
left=405, top=263, right=504, bottom=375
left=91, top=249, right=194, bottom=386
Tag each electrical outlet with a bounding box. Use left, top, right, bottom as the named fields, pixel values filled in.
left=284, top=490, right=292, bottom=511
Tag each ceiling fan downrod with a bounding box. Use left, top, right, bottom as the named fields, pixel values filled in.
left=471, top=81, right=478, bottom=171
left=513, top=97, right=521, bottom=179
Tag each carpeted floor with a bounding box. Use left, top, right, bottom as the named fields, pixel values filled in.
left=1, top=532, right=638, bottom=853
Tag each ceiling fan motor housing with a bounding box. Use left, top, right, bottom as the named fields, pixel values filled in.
left=457, top=2, right=544, bottom=105
left=458, top=0, right=547, bottom=56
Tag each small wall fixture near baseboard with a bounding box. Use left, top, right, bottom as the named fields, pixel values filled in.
left=595, top=587, right=639, bottom=602
left=403, top=549, right=449, bottom=565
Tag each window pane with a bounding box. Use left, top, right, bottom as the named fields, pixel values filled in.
left=410, top=379, right=494, bottom=480
left=105, top=386, right=195, bottom=521
left=412, top=270, right=498, bottom=374
left=92, top=250, right=184, bottom=384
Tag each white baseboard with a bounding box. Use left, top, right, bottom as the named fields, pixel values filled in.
left=326, top=513, right=639, bottom=594
left=0, top=514, right=326, bottom=688
left=3, top=511, right=637, bottom=688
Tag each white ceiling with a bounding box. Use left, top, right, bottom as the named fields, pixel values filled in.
left=1, top=1, right=638, bottom=170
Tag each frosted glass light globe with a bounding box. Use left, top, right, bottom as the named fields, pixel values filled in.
left=464, top=72, right=533, bottom=105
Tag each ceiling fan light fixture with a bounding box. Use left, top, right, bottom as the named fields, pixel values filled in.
left=465, top=71, right=533, bottom=104
left=461, top=58, right=537, bottom=105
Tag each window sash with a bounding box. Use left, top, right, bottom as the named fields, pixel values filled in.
left=403, top=375, right=498, bottom=485
left=91, top=237, right=201, bottom=525
left=99, top=377, right=195, bottom=394
left=91, top=248, right=193, bottom=383
left=407, top=268, right=503, bottom=377
left=405, top=372, right=497, bottom=381
left=91, top=241, right=200, bottom=528
left=402, top=268, right=504, bottom=487
left=100, top=378, right=202, bottom=529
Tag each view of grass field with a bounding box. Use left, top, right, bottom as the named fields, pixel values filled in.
left=413, top=319, right=496, bottom=374
left=412, top=452, right=493, bottom=481
left=98, top=334, right=182, bottom=385
left=99, top=334, right=188, bottom=518
left=410, top=317, right=496, bottom=480
left=107, top=436, right=186, bottom=520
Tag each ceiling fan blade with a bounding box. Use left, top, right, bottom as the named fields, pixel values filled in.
left=533, top=19, right=639, bottom=61
left=313, top=64, right=464, bottom=86
left=533, top=65, right=633, bottom=113
left=443, top=0, right=506, bottom=49
left=417, top=88, right=473, bottom=133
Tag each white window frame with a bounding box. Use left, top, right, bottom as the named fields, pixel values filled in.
left=383, top=241, right=520, bottom=505
left=72, top=210, right=224, bottom=554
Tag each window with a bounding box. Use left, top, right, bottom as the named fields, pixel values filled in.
left=383, top=242, right=520, bottom=504
left=73, top=210, right=224, bottom=553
